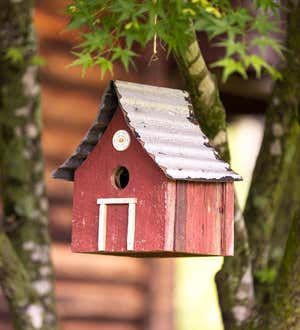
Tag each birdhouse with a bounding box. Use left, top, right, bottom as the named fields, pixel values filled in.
left=53, top=80, right=241, bottom=257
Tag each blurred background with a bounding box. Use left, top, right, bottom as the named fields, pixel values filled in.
left=1, top=0, right=274, bottom=329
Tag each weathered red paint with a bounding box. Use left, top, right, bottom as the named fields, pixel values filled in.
left=72, top=107, right=167, bottom=253
left=106, top=204, right=128, bottom=251
left=222, top=182, right=234, bottom=255
left=174, top=181, right=187, bottom=251
left=72, top=106, right=234, bottom=256
left=185, top=182, right=233, bottom=255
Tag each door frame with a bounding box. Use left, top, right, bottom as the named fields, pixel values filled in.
left=96, top=198, right=137, bottom=251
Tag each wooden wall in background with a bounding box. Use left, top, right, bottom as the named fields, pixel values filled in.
left=0, top=1, right=175, bottom=329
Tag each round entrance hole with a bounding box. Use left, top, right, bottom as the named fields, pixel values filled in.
left=112, top=166, right=129, bottom=189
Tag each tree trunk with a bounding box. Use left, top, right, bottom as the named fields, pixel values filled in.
left=174, top=34, right=254, bottom=329
left=243, top=0, right=300, bottom=304
left=174, top=2, right=300, bottom=325
left=264, top=205, right=300, bottom=330
left=0, top=232, right=42, bottom=329
left=268, top=139, right=300, bottom=272
left=0, top=1, right=58, bottom=329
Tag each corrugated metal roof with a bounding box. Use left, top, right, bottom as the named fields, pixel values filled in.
left=53, top=80, right=242, bottom=182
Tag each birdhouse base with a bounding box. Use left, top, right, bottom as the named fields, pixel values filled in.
left=74, top=250, right=231, bottom=258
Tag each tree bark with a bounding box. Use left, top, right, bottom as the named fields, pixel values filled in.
left=0, top=232, right=42, bottom=329
left=174, top=7, right=300, bottom=326
left=174, top=33, right=255, bottom=329
left=0, top=1, right=58, bottom=329
left=268, top=139, right=300, bottom=272
left=263, top=205, right=300, bottom=330
left=243, top=0, right=300, bottom=300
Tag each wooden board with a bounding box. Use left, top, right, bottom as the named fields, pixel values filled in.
left=179, top=181, right=234, bottom=256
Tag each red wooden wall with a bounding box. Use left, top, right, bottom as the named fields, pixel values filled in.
left=73, top=107, right=167, bottom=253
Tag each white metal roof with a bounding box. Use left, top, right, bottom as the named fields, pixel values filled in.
left=53, top=80, right=241, bottom=182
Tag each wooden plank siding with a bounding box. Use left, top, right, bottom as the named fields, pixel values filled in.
left=0, top=1, right=174, bottom=329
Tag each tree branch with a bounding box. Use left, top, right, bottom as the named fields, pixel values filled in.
left=174, top=35, right=229, bottom=159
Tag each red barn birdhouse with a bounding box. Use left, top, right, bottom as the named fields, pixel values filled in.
left=53, top=80, right=241, bottom=257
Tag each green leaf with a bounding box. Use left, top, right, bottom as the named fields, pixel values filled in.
left=30, top=56, right=47, bottom=67
left=255, top=268, right=277, bottom=284
left=251, top=36, right=285, bottom=58
left=215, top=38, right=246, bottom=57
left=111, top=48, right=137, bottom=71
left=252, top=15, right=282, bottom=35
left=243, top=54, right=282, bottom=80
left=69, top=52, right=94, bottom=76
left=63, top=0, right=284, bottom=82
left=243, top=55, right=264, bottom=78
left=95, top=57, right=113, bottom=78
left=255, top=0, right=280, bottom=13
left=212, top=58, right=247, bottom=82
left=5, top=47, right=23, bottom=64
left=77, top=31, right=112, bottom=53
left=65, top=17, right=87, bottom=31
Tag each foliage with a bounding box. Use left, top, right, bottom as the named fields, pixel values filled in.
left=5, top=47, right=23, bottom=64
left=5, top=47, right=47, bottom=67
left=65, top=0, right=283, bottom=81
left=255, top=267, right=277, bottom=284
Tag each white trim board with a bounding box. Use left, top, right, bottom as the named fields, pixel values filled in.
left=97, top=198, right=137, bottom=251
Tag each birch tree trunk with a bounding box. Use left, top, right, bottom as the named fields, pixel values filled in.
left=174, top=0, right=300, bottom=326
left=174, top=35, right=254, bottom=329
left=243, top=0, right=300, bottom=285
left=0, top=1, right=58, bottom=329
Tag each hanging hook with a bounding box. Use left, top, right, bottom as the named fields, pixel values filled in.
left=148, top=0, right=159, bottom=65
